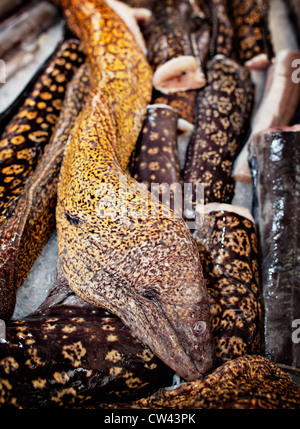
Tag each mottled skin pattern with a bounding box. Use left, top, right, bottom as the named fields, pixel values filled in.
left=249, top=128, right=300, bottom=371
left=228, top=0, right=274, bottom=68
left=206, top=0, right=235, bottom=59
left=131, top=104, right=182, bottom=212
left=113, top=355, right=300, bottom=409
left=0, top=39, right=84, bottom=226
left=143, top=0, right=206, bottom=92
left=0, top=270, right=173, bottom=408
left=0, top=62, right=89, bottom=321
left=183, top=55, right=253, bottom=207
left=151, top=88, right=197, bottom=124
left=54, top=0, right=215, bottom=381
left=193, top=206, right=262, bottom=365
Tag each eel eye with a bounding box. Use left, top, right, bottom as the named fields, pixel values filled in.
left=192, top=321, right=206, bottom=335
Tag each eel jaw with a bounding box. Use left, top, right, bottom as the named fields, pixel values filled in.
left=121, top=291, right=215, bottom=382
left=153, top=56, right=206, bottom=94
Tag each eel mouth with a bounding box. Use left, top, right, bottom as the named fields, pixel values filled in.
left=153, top=56, right=206, bottom=94
left=119, top=290, right=214, bottom=382
left=245, top=53, right=272, bottom=70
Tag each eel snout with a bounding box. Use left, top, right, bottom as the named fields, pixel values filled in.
left=136, top=288, right=215, bottom=381
left=152, top=56, right=206, bottom=93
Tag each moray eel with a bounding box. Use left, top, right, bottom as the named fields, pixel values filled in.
left=144, top=0, right=206, bottom=93
left=228, top=0, right=274, bottom=70
left=193, top=203, right=262, bottom=366
left=0, top=264, right=173, bottom=409
left=131, top=104, right=182, bottom=212
left=249, top=126, right=300, bottom=372
left=183, top=54, right=253, bottom=211
left=111, top=355, right=300, bottom=409
left=205, top=0, right=235, bottom=59
left=0, top=62, right=89, bottom=321
left=0, top=39, right=84, bottom=225
left=54, top=0, right=215, bottom=381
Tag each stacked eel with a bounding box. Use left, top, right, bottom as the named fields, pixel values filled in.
left=0, top=0, right=299, bottom=409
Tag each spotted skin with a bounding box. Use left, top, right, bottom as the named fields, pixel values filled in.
left=143, top=0, right=206, bottom=93
left=131, top=104, right=182, bottom=212
left=0, top=39, right=84, bottom=226
left=113, top=355, right=300, bottom=409
left=206, top=0, right=235, bottom=59
left=0, top=282, right=173, bottom=408
left=54, top=0, right=215, bottom=381
left=151, top=88, right=197, bottom=124
left=193, top=206, right=262, bottom=366
left=227, top=0, right=274, bottom=69
left=0, top=63, right=90, bottom=321
left=183, top=55, right=253, bottom=207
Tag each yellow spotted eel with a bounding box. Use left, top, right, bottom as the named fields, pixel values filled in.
left=53, top=0, right=215, bottom=381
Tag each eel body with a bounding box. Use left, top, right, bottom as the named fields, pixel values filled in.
left=0, top=39, right=84, bottom=225
left=0, top=266, right=173, bottom=408
left=54, top=0, right=215, bottom=381
left=183, top=54, right=253, bottom=211
left=116, top=355, right=300, bottom=409
left=249, top=126, right=300, bottom=372
left=228, top=0, right=274, bottom=70
left=144, top=0, right=206, bottom=93
left=0, top=61, right=89, bottom=320
left=131, top=104, right=182, bottom=213
left=193, top=203, right=262, bottom=365
left=233, top=49, right=300, bottom=183
left=206, top=0, right=234, bottom=59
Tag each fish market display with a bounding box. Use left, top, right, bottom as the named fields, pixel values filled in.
left=0, top=60, right=88, bottom=321
left=0, top=0, right=299, bottom=410
left=193, top=203, right=262, bottom=366
left=249, top=126, right=300, bottom=372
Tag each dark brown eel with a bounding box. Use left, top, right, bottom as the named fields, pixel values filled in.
left=0, top=38, right=84, bottom=226
left=183, top=54, right=253, bottom=213
left=131, top=104, right=182, bottom=213
left=193, top=203, right=263, bottom=366
left=0, top=60, right=89, bottom=321
left=0, top=264, right=173, bottom=408
left=249, top=126, right=300, bottom=372
left=53, top=0, right=215, bottom=382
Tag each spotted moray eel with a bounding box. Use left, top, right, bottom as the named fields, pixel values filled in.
left=109, top=355, right=300, bottom=409
left=53, top=0, right=214, bottom=381
left=227, top=0, right=274, bottom=70
left=0, top=60, right=89, bottom=320
left=0, top=264, right=173, bottom=408
left=144, top=0, right=206, bottom=93
left=131, top=104, right=182, bottom=213
left=0, top=39, right=84, bottom=226
left=193, top=203, right=263, bottom=366
left=183, top=54, right=253, bottom=210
